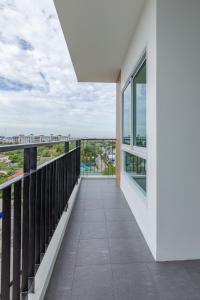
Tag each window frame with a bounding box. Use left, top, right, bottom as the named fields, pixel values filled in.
left=122, top=53, right=147, bottom=151
left=123, top=151, right=147, bottom=195
left=121, top=52, right=147, bottom=196
left=122, top=79, right=132, bottom=145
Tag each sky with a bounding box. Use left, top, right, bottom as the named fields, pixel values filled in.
left=0, top=0, right=116, bottom=138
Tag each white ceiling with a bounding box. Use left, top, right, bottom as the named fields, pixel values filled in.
left=53, top=0, right=145, bottom=82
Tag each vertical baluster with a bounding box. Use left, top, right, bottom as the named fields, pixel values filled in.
left=35, top=170, right=41, bottom=268
left=29, top=171, right=36, bottom=292
left=64, top=142, right=69, bottom=210
left=78, top=140, right=81, bottom=178
left=71, top=151, right=73, bottom=187
left=57, top=160, right=61, bottom=219
left=52, top=162, right=55, bottom=232
left=74, top=150, right=76, bottom=185
left=68, top=152, right=71, bottom=196
left=76, top=141, right=78, bottom=183
left=63, top=155, right=67, bottom=210
left=1, top=186, right=11, bottom=300
left=45, top=165, right=49, bottom=247
left=28, top=147, right=37, bottom=293
left=40, top=167, right=46, bottom=258
left=73, top=150, right=75, bottom=187
left=55, top=160, right=58, bottom=225
left=71, top=152, right=73, bottom=194
left=61, top=158, right=63, bottom=214
left=61, top=159, right=64, bottom=212
left=12, top=180, right=22, bottom=300
left=79, top=141, right=81, bottom=178
left=66, top=153, right=69, bottom=211
left=61, top=158, right=64, bottom=214
left=63, top=156, right=66, bottom=210
left=59, top=159, right=62, bottom=218
left=21, top=175, right=30, bottom=298
left=62, top=157, right=65, bottom=212
left=64, top=141, right=69, bottom=154
left=49, top=164, right=52, bottom=238
left=77, top=142, right=79, bottom=180
left=63, top=157, right=65, bottom=210
left=74, top=143, right=76, bottom=184
left=57, top=159, right=60, bottom=221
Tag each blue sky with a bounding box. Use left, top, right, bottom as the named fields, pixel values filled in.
left=0, top=0, right=116, bottom=138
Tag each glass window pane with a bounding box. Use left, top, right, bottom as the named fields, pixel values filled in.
left=134, top=61, right=146, bottom=147
left=122, top=82, right=131, bottom=145
left=125, top=152, right=146, bottom=192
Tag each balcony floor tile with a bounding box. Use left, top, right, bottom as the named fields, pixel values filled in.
left=76, top=238, right=110, bottom=266
left=71, top=265, right=115, bottom=300
left=45, top=178, right=200, bottom=300
left=80, top=221, right=108, bottom=239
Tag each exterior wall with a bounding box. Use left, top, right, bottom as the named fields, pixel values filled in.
left=120, top=0, right=200, bottom=261
left=156, top=0, right=200, bottom=260
left=120, top=0, right=157, bottom=259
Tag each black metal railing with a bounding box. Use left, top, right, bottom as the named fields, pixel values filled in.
left=0, top=140, right=80, bottom=300
left=80, top=139, right=116, bottom=176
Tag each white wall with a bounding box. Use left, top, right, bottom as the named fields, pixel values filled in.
left=156, top=0, right=200, bottom=260
left=120, top=0, right=157, bottom=259
left=120, top=0, right=200, bottom=261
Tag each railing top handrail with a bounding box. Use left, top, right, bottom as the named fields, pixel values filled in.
left=0, top=139, right=77, bottom=153
left=0, top=138, right=116, bottom=153
left=81, top=138, right=116, bottom=141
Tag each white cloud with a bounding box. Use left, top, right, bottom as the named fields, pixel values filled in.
left=0, top=0, right=116, bottom=138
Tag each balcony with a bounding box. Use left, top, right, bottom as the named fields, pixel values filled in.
left=0, top=140, right=200, bottom=300
left=45, top=178, right=200, bottom=300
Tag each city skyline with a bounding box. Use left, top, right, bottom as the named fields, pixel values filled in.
left=0, top=0, right=116, bottom=137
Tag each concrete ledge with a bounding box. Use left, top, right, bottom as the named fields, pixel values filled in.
left=28, top=178, right=81, bottom=300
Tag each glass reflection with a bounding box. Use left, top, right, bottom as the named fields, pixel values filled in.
left=122, top=82, right=131, bottom=145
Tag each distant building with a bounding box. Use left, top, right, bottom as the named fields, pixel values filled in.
left=0, top=134, right=71, bottom=144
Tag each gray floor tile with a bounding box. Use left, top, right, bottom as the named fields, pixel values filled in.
left=109, top=238, right=154, bottom=263
left=47, top=259, right=75, bottom=290
left=45, top=288, right=72, bottom=300
left=44, top=252, right=76, bottom=299
left=84, top=198, right=104, bottom=209
left=112, top=263, right=157, bottom=300
left=100, top=185, right=121, bottom=193
left=70, top=208, right=105, bottom=223
left=183, top=260, right=200, bottom=286
left=105, top=208, right=136, bottom=222
left=83, top=209, right=106, bottom=222
left=71, top=265, right=115, bottom=300
left=69, top=209, right=84, bottom=222
left=65, top=222, right=81, bottom=240
left=78, top=192, right=102, bottom=200
left=80, top=222, right=107, bottom=239
left=76, top=239, right=110, bottom=265
left=73, top=200, right=85, bottom=210
left=60, top=233, right=79, bottom=250
left=148, top=262, right=200, bottom=300
left=103, top=197, right=128, bottom=209
left=106, top=221, right=141, bottom=239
